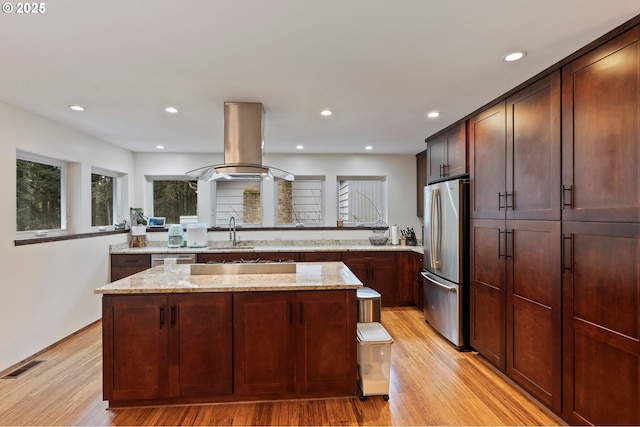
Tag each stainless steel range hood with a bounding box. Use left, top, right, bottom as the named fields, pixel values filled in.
left=186, top=102, right=295, bottom=181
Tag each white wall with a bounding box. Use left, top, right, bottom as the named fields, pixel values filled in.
left=134, top=152, right=422, bottom=243
left=0, top=102, right=133, bottom=372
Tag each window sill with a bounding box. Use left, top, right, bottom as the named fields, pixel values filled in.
left=14, top=229, right=129, bottom=246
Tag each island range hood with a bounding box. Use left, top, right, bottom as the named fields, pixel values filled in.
left=186, top=102, right=295, bottom=181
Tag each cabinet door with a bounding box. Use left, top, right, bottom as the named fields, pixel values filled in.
left=469, top=219, right=505, bottom=370
left=562, top=27, right=640, bottom=222
left=413, top=253, right=424, bottom=307
left=233, top=292, right=296, bottom=395
left=506, top=72, right=561, bottom=221
left=296, top=290, right=357, bottom=395
left=427, top=137, right=447, bottom=183
left=416, top=150, right=427, bottom=217
left=102, top=295, right=168, bottom=402
left=469, top=102, right=507, bottom=220
left=396, top=252, right=415, bottom=305
left=342, top=252, right=397, bottom=306
left=562, top=222, right=640, bottom=425
left=506, top=220, right=561, bottom=412
left=110, top=254, right=151, bottom=281
left=169, top=294, right=233, bottom=398
left=444, top=121, right=467, bottom=179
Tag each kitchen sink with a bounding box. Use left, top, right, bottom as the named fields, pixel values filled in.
left=191, top=262, right=297, bottom=275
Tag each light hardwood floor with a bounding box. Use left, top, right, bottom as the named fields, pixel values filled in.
left=0, top=307, right=564, bottom=426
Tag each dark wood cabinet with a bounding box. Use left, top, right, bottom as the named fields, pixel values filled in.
left=506, top=71, right=561, bottom=221
left=110, top=254, right=151, bottom=281
left=233, top=290, right=356, bottom=397
left=562, top=221, right=640, bottom=425
left=562, top=27, right=640, bottom=223
left=342, top=252, right=396, bottom=306
left=505, top=220, right=561, bottom=412
left=426, top=121, right=467, bottom=184
left=413, top=253, right=424, bottom=307
left=299, top=251, right=342, bottom=262
left=197, top=252, right=257, bottom=263
left=396, top=252, right=419, bottom=306
left=416, top=150, right=427, bottom=217
left=102, top=293, right=233, bottom=404
left=469, top=219, right=506, bottom=370
left=469, top=102, right=507, bottom=220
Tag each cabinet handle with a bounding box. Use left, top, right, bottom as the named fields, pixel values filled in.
left=498, top=229, right=503, bottom=258
left=159, top=306, right=165, bottom=329
left=562, top=234, right=573, bottom=271
left=439, top=164, right=444, bottom=178
left=170, top=305, right=176, bottom=328
left=505, top=192, right=514, bottom=210
left=562, top=185, right=573, bottom=209
left=498, top=192, right=505, bottom=210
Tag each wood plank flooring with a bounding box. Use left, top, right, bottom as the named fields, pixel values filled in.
left=0, top=307, right=564, bottom=426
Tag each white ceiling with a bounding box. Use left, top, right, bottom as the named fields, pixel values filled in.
left=1, top=1, right=639, bottom=155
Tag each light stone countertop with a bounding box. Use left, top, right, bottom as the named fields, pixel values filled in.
left=109, top=240, right=424, bottom=255
left=95, top=262, right=363, bottom=294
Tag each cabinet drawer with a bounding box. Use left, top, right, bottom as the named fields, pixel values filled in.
left=111, top=254, right=151, bottom=268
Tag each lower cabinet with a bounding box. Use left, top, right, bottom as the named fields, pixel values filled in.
left=102, top=293, right=233, bottom=403
left=110, top=254, right=151, bottom=281
left=562, top=222, right=640, bottom=425
left=342, top=252, right=397, bottom=306
left=234, top=290, right=357, bottom=397
left=396, top=252, right=419, bottom=305
left=470, top=219, right=562, bottom=413
left=102, top=289, right=356, bottom=405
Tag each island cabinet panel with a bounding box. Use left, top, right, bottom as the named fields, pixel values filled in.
left=562, top=27, right=640, bottom=223
left=233, top=292, right=296, bottom=395
left=110, top=254, right=151, bottom=281
left=562, top=221, right=640, bottom=425
left=102, top=293, right=233, bottom=405
left=342, top=252, right=396, bottom=306
left=168, top=294, right=233, bottom=398
left=103, top=295, right=168, bottom=402
left=233, top=290, right=357, bottom=397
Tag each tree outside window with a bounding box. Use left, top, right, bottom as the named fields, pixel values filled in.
left=16, top=157, right=63, bottom=231
left=91, top=173, right=114, bottom=226
left=153, top=180, right=198, bottom=224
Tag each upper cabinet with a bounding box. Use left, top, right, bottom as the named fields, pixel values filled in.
left=426, top=121, right=467, bottom=184
left=416, top=150, right=426, bottom=217
left=562, top=27, right=640, bottom=223
left=506, top=71, right=561, bottom=221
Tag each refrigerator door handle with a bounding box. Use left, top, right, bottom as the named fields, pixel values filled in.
left=421, top=271, right=456, bottom=291
left=430, top=188, right=442, bottom=269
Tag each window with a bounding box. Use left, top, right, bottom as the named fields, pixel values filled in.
left=16, top=152, right=66, bottom=232
left=276, top=177, right=324, bottom=226
left=152, top=179, right=198, bottom=224
left=91, top=171, right=115, bottom=227
left=337, top=177, right=386, bottom=225
left=215, top=180, right=262, bottom=226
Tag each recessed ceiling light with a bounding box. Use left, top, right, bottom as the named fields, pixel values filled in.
left=69, top=105, right=85, bottom=111
left=427, top=111, right=440, bottom=119
left=164, top=107, right=179, bottom=114
left=504, top=51, right=526, bottom=62
left=156, top=145, right=165, bottom=150
left=296, top=145, right=304, bottom=150
left=365, top=146, right=373, bottom=151
left=320, top=109, right=332, bottom=116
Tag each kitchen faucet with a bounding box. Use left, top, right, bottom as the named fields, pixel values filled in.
left=229, top=216, right=237, bottom=245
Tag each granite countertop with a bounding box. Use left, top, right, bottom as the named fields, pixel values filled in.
left=109, top=240, right=424, bottom=255
left=95, top=261, right=363, bottom=294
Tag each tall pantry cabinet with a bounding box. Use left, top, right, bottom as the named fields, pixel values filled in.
left=469, top=71, right=562, bottom=412
left=561, top=26, right=640, bottom=426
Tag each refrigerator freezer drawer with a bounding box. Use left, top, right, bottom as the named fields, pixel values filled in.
left=422, top=272, right=465, bottom=349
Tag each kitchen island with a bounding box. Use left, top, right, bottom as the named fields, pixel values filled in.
left=95, top=262, right=362, bottom=408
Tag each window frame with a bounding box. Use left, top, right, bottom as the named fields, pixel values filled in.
left=336, top=176, right=387, bottom=226
left=16, top=150, right=68, bottom=238
left=275, top=176, right=325, bottom=227
left=148, top=176, right=199, bottom=225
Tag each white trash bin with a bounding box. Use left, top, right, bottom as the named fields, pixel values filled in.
left=356, top=322, right=393, bottom=401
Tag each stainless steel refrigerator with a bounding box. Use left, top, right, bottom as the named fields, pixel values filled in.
left=422, top=178, right=468, bottom=350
